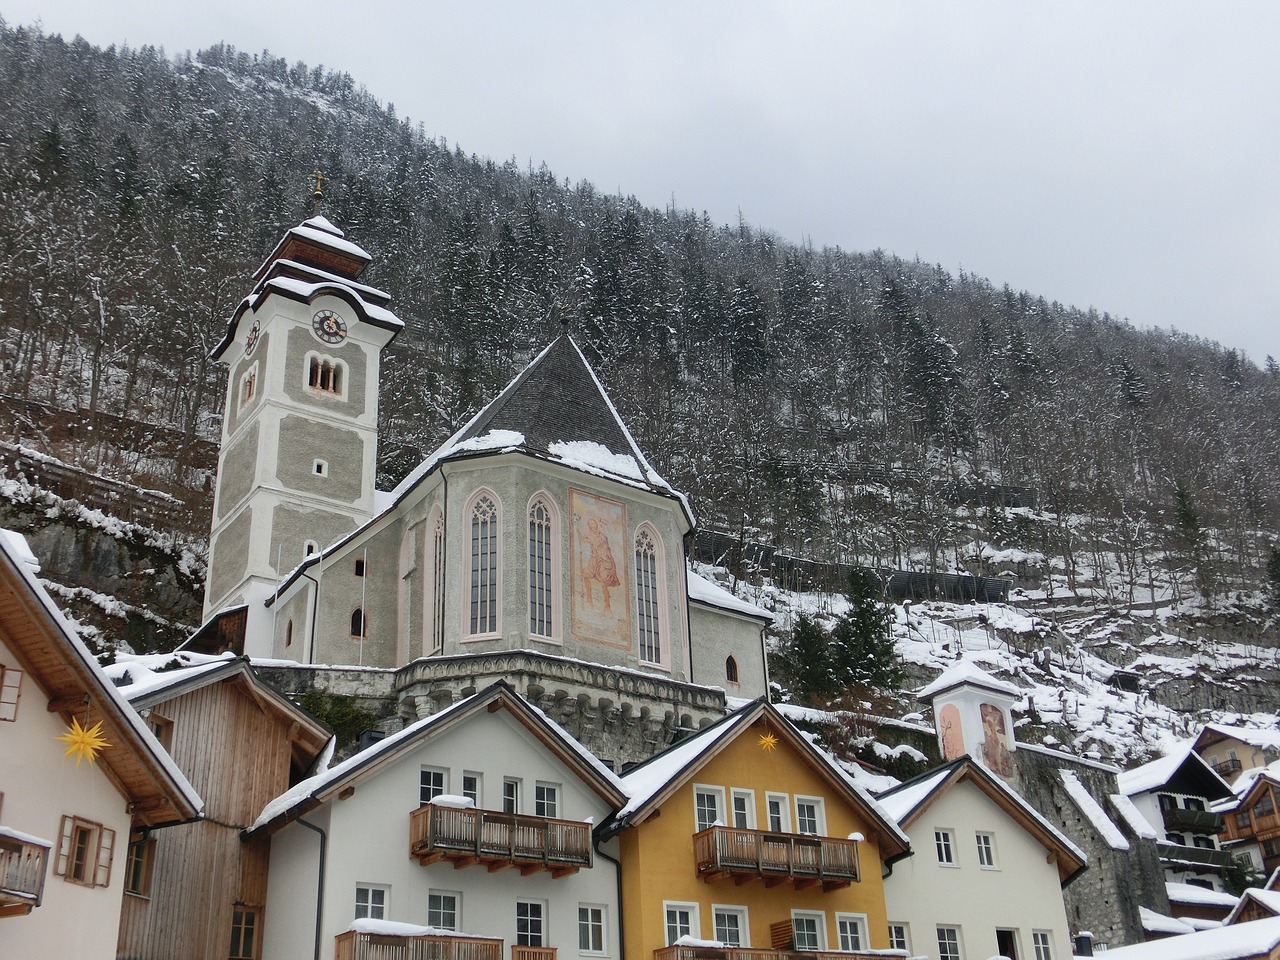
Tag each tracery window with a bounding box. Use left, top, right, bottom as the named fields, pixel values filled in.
left=635, top=527, right=663, bottom=664
left=468, top=493, right=500, bottom=635
left=528, top=497, right=557, bottom=639
left=427, top=508, right=445, bottom=654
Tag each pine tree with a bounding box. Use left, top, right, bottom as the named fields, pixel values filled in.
left=774, top=613, right=839, bottom=702
left=831, top=568, right=902, bottom=689
left=1266, top=547, right=1280, bottom=611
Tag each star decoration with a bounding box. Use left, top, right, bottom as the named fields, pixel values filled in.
left=57, top=717, right=110, bottom=767
left=758, top=731, right=779, bottom=752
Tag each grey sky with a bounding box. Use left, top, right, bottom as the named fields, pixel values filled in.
left=7, top=1, right=1278, bottom=362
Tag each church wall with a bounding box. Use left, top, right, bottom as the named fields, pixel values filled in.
left=273, top=584, right=312, bottom=659
left=282, top=324, right=369, bottom=418
left=224, top=328, right=270, bottom=438
left=208, top=507, right=253, bottom=608
left=687, top=603, right=767, bottom=696
left=216, top=420, right=259, bottom=521
left=275, top=414, right=365, bottom=503
left=312, top=516, right=404, bottom=666
left=269, top=504, right=357, bottom=586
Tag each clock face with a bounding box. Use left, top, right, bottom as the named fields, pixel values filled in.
left=244, top=318, right=261, bottom=356
left=312, top=309, right=348, bottom=344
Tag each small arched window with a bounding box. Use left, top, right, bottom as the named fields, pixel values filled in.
left=306, top=353, right=347, bottom=397
left=350, top=608, right=367, bottom=639
left=303, top=540, right=319, bottom=556
left=354, top=557, right=366, bottom=577
left=468, top=493, right=500, bottom=635
left=726, top=655, right=739, bottom=684
left=635, top=528, right=662, bottom=664
left=285, top=619, right=294, bottom=648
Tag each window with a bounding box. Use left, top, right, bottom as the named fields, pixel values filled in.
left=503, top=778, right=521, bottom=814
left=355, top=884, right=387, bottom=920
left=146, top=712, right=173, bottom=751
left=314, top=459, right=328, bottom=477
left=836, top=914, right=867, bottom=952
left=427, top=508, right=445, bottom=655
left=354, top=557, right=365, bottom=577
left=664, top=903, right=699, bottom=945
left=55, top=816, right=115, bottom=887
left=304, top=540, right=319, bottom=556
left=535, top=782, right=560, bottom=818
left=420, top=767, right=447, bottom=805
left=285, top=619, right=294, bottom=648
left=528, top=497, right=558, bottom=640
left=1192, top=835, right=1215, bottom=849
left=579, top=905, right=606, bottom=954
left=516, top=900, right=546, bottom=946
left=462, top=773, right=481, bottom=806
left=1185, top=877, right=1214, bottom=890
left=307, top=354, right=345, bottom=396
left=791, top=912, right=825, bottom=951
left=1165, top=832, right=1185, bottom=846
left=995, top=929, right=1019, bottom=960
left=1033, top=931, right=1053, bottom=960
left=766, top=794, right=790, bottom=833
left=124, top=831, right=155, bottom=897
left=976, top=832, right=996, bottom=868
left=934, top=829, right=956, bottom=865
left=937, top=926, right=962, bottom=960
left=350, top=608, right=367, bottom=639
left=229, top=907, right=260, bottom=959
left=238, top=364, right=257, bottom=409
left=888, top=924, right=910, bottom=952
left=1256, top=791, right=1275, bottom=819
left=725, top=656, right=739, bottom=684
left=635, top=528, right=663, bottom=664
left=0, top=665, right=21, bottom=721
left=713, top=907, right=748, bottom=946
left=1185, top=797, right=1207, bottom=812
left=1239, top=807, right=1253, bottom=828
left=795, top=797, right=824, bottom=835
left=731, top=789, right=755, bottom=829
left=468, top=493, right=500, bottom=636
left=694, top=786, right=725, bottom=832
left=429, top=890, right=459, bottom=930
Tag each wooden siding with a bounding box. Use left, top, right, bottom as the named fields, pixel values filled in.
left=116, top=676, right=301, bottom=959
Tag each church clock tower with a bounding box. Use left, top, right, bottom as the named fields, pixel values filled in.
left=203, top=215, right=403, bottom=641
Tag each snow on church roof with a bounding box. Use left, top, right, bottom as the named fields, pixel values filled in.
left=686, top=570, right=771, bottom=622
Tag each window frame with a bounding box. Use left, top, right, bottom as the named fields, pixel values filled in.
left=229, top=905, right=261, bottom=960
left=124, top=830, right=156, bottom=898
left=936, top=925, right=963, bottom=960
left=503, top=778, right=522, bottom=814
left=464, top=490, right=503, bottom=639
left=420, top=767, right=448, bottom=806
left=354, top=883, right=389, bottom=920
left=694, top=784, right=726, bottom=832
left=975, top=831, right=997, bottom=869
left=462, top=772, right=482, bottom=807
left=934, top=828, right=957, bottom=866
left=0, top=664, right=21, bottom=721
left=238, top=361, right=258, bottom=410
left=578, top=903, right=608, bottom=955
left=663, top=901, right=701, bottom=946
left=55, top=815, right=115, bottom=887
left=712, top=905, right=750, bottom=947
left=535, top=781, right=561, bottom=819
left=634, top=524, right=668, bottom=666
left=527, top=494, right=561, bottom=644
left=1032, top=930, right=1053, bottom=960
left=304, top=351, right=348, bottom=399
left=790, top=910, right=826, bottom=951
left=766, top=793, right=791, bottom=833
left=730, top=788, right=756, bottom=830
left=350, top=607, right=367, bottom=640
left=888, top=923, right=911, bottom=953
left=428, top=889, right=461, bottom=930
left=835, top=913, right=869, bottom=953
left=516, top=899, right=547, bottom=947
left=794, top=796, right=825, bottom=836
left=425, top=506, right=446, bottom=656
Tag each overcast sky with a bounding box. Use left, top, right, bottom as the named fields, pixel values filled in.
left=7, top=2, right=1278, bottom=362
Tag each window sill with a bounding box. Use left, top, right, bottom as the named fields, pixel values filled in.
left=461, top=633, right=503, bottom=643
left=529, top=634, right=563, bottom=646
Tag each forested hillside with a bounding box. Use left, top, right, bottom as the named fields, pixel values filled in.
left=2, top=20, right=1278, bottom=625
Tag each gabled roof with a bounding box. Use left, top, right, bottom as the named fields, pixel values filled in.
left=248, top=680, right=626, bottom=836
left=606, top=699, right=910, bottom=862
left=104, top=652, right=332, bottom=774
left=875, top=755, right=1087, bottom=886
left=916, top=658, right=1021, bottom=702
left=1119, top=743, right=1235, bottom=802
left=0, top=530, right=202, bottom=825
left=686, top=570, right=771, bottom=623
left=1194, top=723, right=1280, bottom=756
left=1227, top=889, right=1280, bottom=925
left=1100, top=913, right=1280, bottom=960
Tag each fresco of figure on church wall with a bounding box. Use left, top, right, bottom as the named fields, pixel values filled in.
left=571, top=489, right=630, bottom=647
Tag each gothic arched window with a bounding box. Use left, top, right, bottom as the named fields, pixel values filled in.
left=425, top=507, right=446, bottom=654
left=527, top=496, right=558, bottom=640
left=350, top=607, right=367, bottom=639
left=726, top=655, right=739, bottom=684
left=635, top=527, right=664, bottom=664
left=467, top=492, right=500, bottom=636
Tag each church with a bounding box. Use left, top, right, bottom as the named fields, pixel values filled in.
left=194, top=214, right=772, bottom=766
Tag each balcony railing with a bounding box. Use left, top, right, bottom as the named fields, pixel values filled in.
left=693, top=826, right=859, bottom=890
left=1162, top=807, right=1224, bottom=834
left=410, top=804, right=592, bottom=877
left=0, top=829, right=49, bottom=917
left=1213, top=758, right=1243, bottom=778
left=512, top=947, right=557, bottom=960
left=1157, top=842, right=1236, bottom=870
left=653, top=946, right=885, bottom=960
left=335, top=930, right=502, bottom=960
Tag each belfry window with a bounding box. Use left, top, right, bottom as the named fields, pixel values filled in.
left=306, top=353, right=346, bottom=396
left=468, top=493, right=500, bottom=635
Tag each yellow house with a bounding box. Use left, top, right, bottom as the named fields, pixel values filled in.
left=604, top=699, right=911, bottom=960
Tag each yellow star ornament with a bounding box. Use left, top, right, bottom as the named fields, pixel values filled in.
left=758, top=731, right=779, bottom=752
left=57, top=717, right=111, bottom=767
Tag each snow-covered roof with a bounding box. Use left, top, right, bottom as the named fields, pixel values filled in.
left=1140, top=906, right=1196, bottom=936
left=686, top=570, right=771, bottom=622
left=103, top=651, right=239, bottom=701
left=1225, top=888, right=1280, bottom=925
left=261, top=276, right=403, bottom=330
left=875, top=767, right=952, bottom=823
left=346, top=918, right=494, bottom=941
left=1198, top=723, right=1280, bottom=753
left=1060, top=770, right=1129, bottom=850
left=1104, top=913, right=1280, bottom=960
left=615, top=708, right=748, bottom=819
left=1119, top=743, right=1234, bottom=800
left=0, top=528, right=203, bottom=820
left=916, top=658, right=1021, bottom=701
left=1166, top=881, right=1240, bottom=909
left=1110, top=793, right=1160, bottom=840
left=250, top=681, right=624, bottom=833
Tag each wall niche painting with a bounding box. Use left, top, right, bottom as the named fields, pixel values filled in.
left=570, top=489, right=630, bottom=648
left=980, top=702, right=1014, bottom=777
left=939, top=703, right=965, bottom=761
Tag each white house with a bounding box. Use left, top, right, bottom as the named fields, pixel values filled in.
left=247, top=680, right=627, bottom=960
left=0, top=529, right=201, bottom=960
left=875, top=755, right=1086, bottom=960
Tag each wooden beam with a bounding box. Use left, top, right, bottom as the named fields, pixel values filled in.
left=47, top=694, right=89, bottom=713
left=488, top=861, right=513, bottom=873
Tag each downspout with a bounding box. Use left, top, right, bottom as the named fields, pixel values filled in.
left=293, top=812, right=328, bottom=960
left=299, top=565, right=321, bottom=666
left=593, top=835, right=625, bottom=960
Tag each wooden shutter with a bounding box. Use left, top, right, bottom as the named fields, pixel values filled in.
left=770, top=920, right=794, bottom=950
left=54, top=815, right=73, bottom=877
left=94, top=825, right=116, bottom=887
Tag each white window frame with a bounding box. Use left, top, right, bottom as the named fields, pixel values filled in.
left=794, top=796, right=825, bottom=836
left=936, top=925, right=964, bottom=960
left=55, top=815, right=115, bottom=887
left=420, top=766, right=448, bottom=805
left=463, top=489, right=502, bottom=639
left=634, top=524, right=669, bottom=667
left=791, top=910, right=826, bottom=951
left=712, top=905, right=750, bottom=947
left=428, top=889, right=460, bottom=930
left=888, top=923, right=911, bottom=953
left=578, top=903, right=607, bottom=955
left=664, top=901, right=701, bottom=946
left=527, top=494, right=561, bottom=643
left=1032, top=930, right=1053, bottom=960
left=516, top=899, right=548, bottom=947
left=304, top=351, right=349, bottom=399
left=535, top=781, right=561, bottom=819
left=1, top=665, right=24, bottom=722
left=934, top=828, right=957, bottom=866
left=976, top=831, right=997, bottom=869
left=462, top=772, right=482, bottom=806
left=313, top=458, right=329, bottom=477
left=503, top=778, right=522, bottom=814
left=835, top=914, right=868, bottom=953
left=766, top=793, right=791, bottom=833
left=694, top=784, right=726, bottom=832
left=730, top=789, right=756, bottom=829
left=354, top=883, right=389, bottom=920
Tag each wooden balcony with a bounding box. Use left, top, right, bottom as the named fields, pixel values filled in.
left=1162, top=807, right=1223, bottom=834
left=1157, top=842, right=1237, bottom=870
left=1213, top=758, right=1243, bottom=778
left=0, top=829, right=49, bottom=918
left=410, top=804, right=592, bottom=877
left=654, top=946, right=884, bottom=960
left=693, top=826, right=859, bottom=890
left=335, top=930, right=502, bottom=960
left=512, top=947, right=557, bottom=960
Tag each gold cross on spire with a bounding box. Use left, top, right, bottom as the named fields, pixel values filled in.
left=312, top=169, right=328, bottom=199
